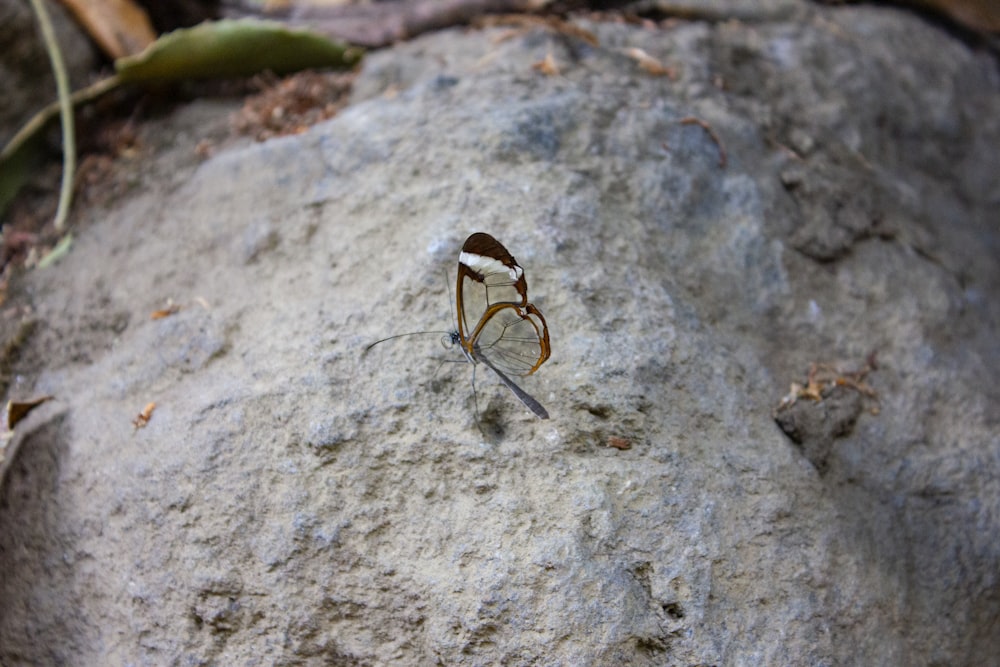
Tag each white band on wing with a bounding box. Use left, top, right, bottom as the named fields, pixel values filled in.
left=459, top=251, right=523, bottom=281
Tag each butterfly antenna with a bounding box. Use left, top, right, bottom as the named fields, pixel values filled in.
left=363, top=330, right=450, bottom=355
left=366, top=269, right=457, bottom=357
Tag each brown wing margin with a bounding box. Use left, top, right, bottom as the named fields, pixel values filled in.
left=523, top=303, right=551, bottom=374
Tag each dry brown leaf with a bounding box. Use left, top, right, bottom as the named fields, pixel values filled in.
left=607, top=436, right=631, bottom=450
left=775, top=355, right=879, bottom=414
left=623, top=47, right=675, bottom=78
left=151, top=301, right=180, bottom=320
left=532, top=52, right=559, bottom=76
left=476, top=14, right=599, bottom=47
left=132, top=402, right=156, bottom=431
left=233, top=71, right=356, bottom=142
left=60, top=0, right=156, bottom=59
left=678, top=116, right=727, bottom=169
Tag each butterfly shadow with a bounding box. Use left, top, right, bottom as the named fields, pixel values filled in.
left=426, top=358, right=506, bottom=440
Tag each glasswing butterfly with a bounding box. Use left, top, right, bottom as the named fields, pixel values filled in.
left=366, top=233, right=551, bottom=419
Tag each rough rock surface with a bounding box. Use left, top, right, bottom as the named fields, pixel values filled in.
left=1, top=4, right=999, bottom=665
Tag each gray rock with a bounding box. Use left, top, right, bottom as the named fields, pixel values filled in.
left=1, top=4, right=998, bottom=665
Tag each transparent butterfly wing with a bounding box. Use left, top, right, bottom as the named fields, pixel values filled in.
left=456, top=233, right=549, bottom=377
left=470, top=303, right=549, bottom=377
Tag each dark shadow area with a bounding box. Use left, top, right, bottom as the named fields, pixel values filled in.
left=826, top=467, right=1000, bottom=665
left=0, top=414, right=92, bottom=665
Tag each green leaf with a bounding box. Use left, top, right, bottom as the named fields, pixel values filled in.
left=1, top=19, right=362, bottom=220
left=116, top=18, right=363, bottom=83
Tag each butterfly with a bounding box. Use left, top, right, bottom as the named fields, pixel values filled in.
left=452, top=232, right=551, bottom=419
left=366, top=233, right=551, bottom=419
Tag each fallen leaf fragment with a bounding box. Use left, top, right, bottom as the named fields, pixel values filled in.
left=678, top=117, right=727, bottom=168
left=233, top=70, right=356, bottom=141
left=624, top=47, right=674, bottom=77
left=607, top=436, right=631, bottom=450
left=151, top=301, right=180, bottom=320
left=774, top=356, right=879, bottom=415
left=532, top=52, right=559, bottom=76
left=477, top=14, right=599, bottom=47
left=7, top=395, right=55, bottom=430
left=133, top=402, right=156, bottom=431
left=60, top=0, right=156, bottom=59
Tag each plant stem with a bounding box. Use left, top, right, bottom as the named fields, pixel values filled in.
left=29, top=0, right=76, bottom=232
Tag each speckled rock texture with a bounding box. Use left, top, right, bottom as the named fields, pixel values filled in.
left=1, top=3, right=997, bottom=665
